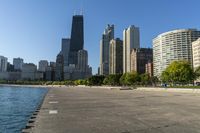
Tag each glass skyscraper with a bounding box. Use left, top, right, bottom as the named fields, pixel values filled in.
left=99, top=24, right=114, bottom=75
left=69, top=15, right=84, bottom=66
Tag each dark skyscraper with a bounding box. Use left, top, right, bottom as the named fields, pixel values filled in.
left=69, top=15, right=84, bottom=65
left=61, top=38, right=70, bottom=66
left=55, top=14, right=92, bottom=80
left=55, top=53, right=64, bottom=80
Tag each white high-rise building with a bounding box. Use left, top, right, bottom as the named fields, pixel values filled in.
left=123, top=25, right=140, bottom=73
left=0, top=56, right=8, bottom=72
left=13, top=58, right=24, bottom=71
left=38, top=60, right=48, bottom=72
left=192, top=38, right=200, bottom=69
left=153, top=29, right=200, bottom=77
left=99, top=24, right=114, bottom=75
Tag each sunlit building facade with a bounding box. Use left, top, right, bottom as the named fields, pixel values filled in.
left=153, top=29, right=200, bottom=77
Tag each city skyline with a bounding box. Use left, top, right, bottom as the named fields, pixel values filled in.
left=1, top=0, right=200, bottom=74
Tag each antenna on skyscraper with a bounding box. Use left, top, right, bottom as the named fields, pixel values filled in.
left=74, top=10, right=76, bottom=15
left=80, top=0, right=84, bottom=15
left=80, top=8, right=83, bottom=15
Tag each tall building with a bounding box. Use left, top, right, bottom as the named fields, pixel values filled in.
left=55, top=53, right=64, bottom=81
left=123, top=25, right=140, bottom=73
left=109, top=38, right=123, bottom=74
left=49, top=62, right=56, bottom=81
left=130, top=48, right=153, bottom=74
left=50, top=62, right=56, bottom=68
left=22, top=63, right=37, bottom=73
left=61, top=38, right=70, bottom=66
left=55, top=38, right=70, bottom=80
left=192, top=38, right=200, bottom=69
left=69, top=15, right=84, bottom=66
left=38, top=60, right=48, bottom=72
left=77, top=49, right=88, bottom=72
left=145, top=61, right=153, bottom=77
left=45, top=64, right=57, bottom=81
left=7, top=62, right=14, bottom=72
left=45, top=66, right=52, bottom=81
left=55, top=14, right=92, bottom=80
left=99, top=24, right=114, bottom=75
left=0, top=56, right=8, bottom=72
left=192, top=38, right=200, bottom=83
left=13, top=58, right=23, bottom=71
left=21, top=63, right=37, bottom=80
left=153, top=29, right=200, bottom=77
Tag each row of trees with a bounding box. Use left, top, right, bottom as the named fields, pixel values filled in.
left=1, top=60, right=197, bottom=87
left=87, top=73, right=158, bottom=86
left=0, top=72, right=157, bottom=86
left=87, top=60, right=200, bottom=87
left=161, top=60, right=200, bottom=85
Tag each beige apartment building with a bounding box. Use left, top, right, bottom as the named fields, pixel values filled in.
left=192, top=38, right=200, bottom=83
left=109, top=38, right=123, bottom=74
left=123, top=25, right=140, bottom=73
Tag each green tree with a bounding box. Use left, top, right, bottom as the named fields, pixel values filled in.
left=150, top=76, right=160, bottom=87
left=88, top=75, right=105, bottom=86
left=161, top=71, right=170, bottom=83
left=103, top=74, right=122, bottom=86
left=120, top=73, right=127, bottom=85
left=161, top=60, right=194, bottom=85
left=140, top=73, right=151, bottom=86
left=194, top=66, right=200, bottom=79
left=64, top=80, right=75, bottom=85
left=120, top=72, right=140, bottom=86
left=74, top=79, right=88, bottom=85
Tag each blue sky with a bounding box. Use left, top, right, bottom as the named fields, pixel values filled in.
left=0, top=0, right=200, bottom=74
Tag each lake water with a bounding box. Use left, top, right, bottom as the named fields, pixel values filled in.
left=0, top=86, right=48, bottom=133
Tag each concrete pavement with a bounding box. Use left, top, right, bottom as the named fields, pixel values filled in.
left=29, top=87, right=200, bottom=133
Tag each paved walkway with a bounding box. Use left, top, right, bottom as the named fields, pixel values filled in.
left=30, top=87, right=200, bottom=133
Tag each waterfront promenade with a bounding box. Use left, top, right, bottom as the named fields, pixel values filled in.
left=30, top=86, right=200, bottom=133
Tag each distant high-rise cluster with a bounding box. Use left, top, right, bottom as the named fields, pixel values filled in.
left=99, top=25, right=153, bottom=76
left=0, top=56, right=51, bottom=80
left=98, top=26, right=200, bottom=80
left=0, top=15, right=92, bottom=81
left=55, top=15, right=92, bottom=80
left=1, top=15, right=200, bottom=82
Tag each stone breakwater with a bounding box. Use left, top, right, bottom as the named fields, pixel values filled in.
left=21, top=89, right=48, bottom=133
left=22, top=86, right=200, bottom=133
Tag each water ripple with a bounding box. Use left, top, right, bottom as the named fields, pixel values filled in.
left=0, top=86, right=48, bottom=133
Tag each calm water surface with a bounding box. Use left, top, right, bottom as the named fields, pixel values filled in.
left=0, top=86, right=48, bottom=133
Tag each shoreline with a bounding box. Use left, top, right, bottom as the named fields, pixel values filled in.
left=22, top=87, right=49, bottom=133
left=0, top=84, right=49, bottom=88
left=1, top=84, right=200, bottom=93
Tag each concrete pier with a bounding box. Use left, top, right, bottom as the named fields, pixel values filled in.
left=30, top=86, right=200, bottom=133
